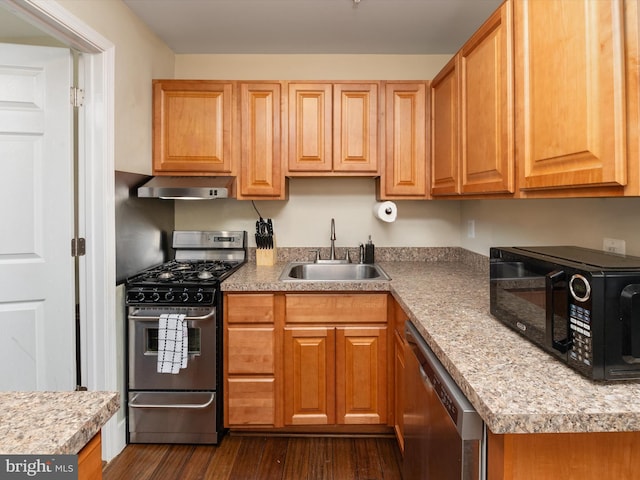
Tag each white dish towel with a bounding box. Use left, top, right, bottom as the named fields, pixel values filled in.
left=157, top=313, right=188, bottom=374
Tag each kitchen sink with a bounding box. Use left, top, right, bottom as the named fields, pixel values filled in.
left=279, top=262, right=391, bottom=282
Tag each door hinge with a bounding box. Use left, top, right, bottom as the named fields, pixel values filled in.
left=71, top=238, right=86, bottom=257
left=70, top=86, right=84, bottom=107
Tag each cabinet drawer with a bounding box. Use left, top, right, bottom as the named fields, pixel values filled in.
left=227, top=378, right=275, bottom=426
left=226, top=293, right=275, bottom=323
left=227, top=327, right=275, bottom=374
left=285, top=294, right=387, bottom=323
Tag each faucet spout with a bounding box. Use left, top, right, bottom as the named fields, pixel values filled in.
left=330, top=218, right=336, bottom=260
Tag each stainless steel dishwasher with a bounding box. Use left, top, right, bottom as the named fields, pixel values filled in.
left=404, top=322, right=485, bottom=480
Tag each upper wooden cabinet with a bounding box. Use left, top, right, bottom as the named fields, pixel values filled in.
left=238, top=82, right=287, bottom=199
left=380, top=82, right=429, bottom=199
left=287, top=82, right=379, bottom=175
left=152, top=80, right=234, bottom=175
left=431, top=1, right=514, bottom=197
left=430, top=57, right=459, bottom=196
left=515, top=0, right=627, bottom=193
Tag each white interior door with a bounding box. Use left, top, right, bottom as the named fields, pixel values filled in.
left=0, top=43, right=74, bottom=391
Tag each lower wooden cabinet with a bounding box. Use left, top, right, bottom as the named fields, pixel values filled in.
left=78, top=433, right=102, bottom=480
left=284, top=324, right=387, bottom=426
left=488, top=429, right=640, bottom=480
left=224, top=292, right=391, bottom=431
left=393, top=328, right=406, bottom=453
left=284, top=326, right=335, bottom=425
left=224, top=293, right=281, bottom=427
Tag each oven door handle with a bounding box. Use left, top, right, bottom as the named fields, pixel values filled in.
left=128, top=310, right=215, bottom=322
left=128, top=393, right=215, bottom=409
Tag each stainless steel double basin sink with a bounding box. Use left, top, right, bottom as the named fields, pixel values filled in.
left=278, top=262, right=391, bottom=282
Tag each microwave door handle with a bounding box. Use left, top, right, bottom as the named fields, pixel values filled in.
left=546, top=270, right=572, bottom=353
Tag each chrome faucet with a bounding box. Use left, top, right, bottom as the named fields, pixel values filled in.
left=329, top=218, right=337, bottom=260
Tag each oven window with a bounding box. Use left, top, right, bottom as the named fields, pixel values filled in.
left=145, top=328, right=202, bottom=355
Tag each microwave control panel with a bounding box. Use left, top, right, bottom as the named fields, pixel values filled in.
left=569, top=303, right=593, bottom=368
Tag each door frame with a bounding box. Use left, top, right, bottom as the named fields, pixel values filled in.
left=2, top=0, right=120, bottom=460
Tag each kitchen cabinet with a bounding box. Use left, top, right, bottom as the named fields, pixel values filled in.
left=287, top=82, right=379, bottom=175
left=78, top=433, right=102, bottom=480
left=430, top=57, right=458, bottom=196
left=238, top=82, right=287, bottom=199
left=488, top=429, right=640, bottom=480
left=431, top=1, right=514, bottom=197
left=152, top=80, right=235, bottom=175
left=224, top=292, right=391, bottom=431
left=224, top=293, right=282, bottom=427
left=379, top=82, right=429, bottom=199
left=283, top=294, right=388, bottom=426
left=390, top=298, right=407, bottom=454
left=514, top=0, right=628, bottom=194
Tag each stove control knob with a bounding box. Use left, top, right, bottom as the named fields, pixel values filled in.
left=164, top=292, right=175, bottom=302
left=151, top=292, right=160, bottom=302
left=136, top=292, right=145, bottom=302
left=195, top=292, right=204, bottom=302
left=180, top=292, right=190, bottom=302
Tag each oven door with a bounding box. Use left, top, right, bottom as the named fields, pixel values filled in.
left=128, top=306, right=217, bottom=390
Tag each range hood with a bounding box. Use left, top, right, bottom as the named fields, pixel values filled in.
left=137, top=176, right=235, bottom=200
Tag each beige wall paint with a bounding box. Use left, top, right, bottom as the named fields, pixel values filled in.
left=460, top=198, right=640, bottom=257
left=176, top=178, right=461, bottom=248
left=57, top=0, right=175, bottom=174
left=174, top=54, right=451, bottom=80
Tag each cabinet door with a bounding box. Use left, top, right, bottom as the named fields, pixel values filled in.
left=153, top=80, right=234, bottom=175
left=431, top=57, right=460, bottom=196
left=382, top=82, right=428, bottom=198
left=335, top=326, right=387, bottom=425
left=284, top=327, right=335, bottom=425
left=515, top=0, right=627, bottom=191
left=239, top=82, right=285, bottom=198
left=288, top=83, right=332, bottom=172
left=394, top=328, right=406, bottom=453
left=460, top=2, right=514, bottom=195
left=333, top=83, right=379, bottom=173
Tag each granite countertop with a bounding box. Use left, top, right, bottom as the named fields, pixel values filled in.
left=223, top=251, right=640, bottom=435
left=0, top=391, right=120, bottom=454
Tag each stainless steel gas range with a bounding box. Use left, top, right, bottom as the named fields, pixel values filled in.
left=125, top=230, right=247, bottom=444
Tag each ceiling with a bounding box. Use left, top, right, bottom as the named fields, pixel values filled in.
left=0, top=0, right=504, bottom=55
left=121, top=0, right=504, bottom=55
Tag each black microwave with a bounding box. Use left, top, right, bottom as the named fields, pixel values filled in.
left=490, top=246, right=640, bottom=381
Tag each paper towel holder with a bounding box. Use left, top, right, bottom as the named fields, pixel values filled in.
left=372, top=201, right=398, bottom=222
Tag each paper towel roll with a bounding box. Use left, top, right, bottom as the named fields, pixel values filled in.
left=372, top=201, right=397, bottom=222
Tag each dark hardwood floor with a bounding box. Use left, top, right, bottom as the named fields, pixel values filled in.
left=103, top=435, right=403, bottom=480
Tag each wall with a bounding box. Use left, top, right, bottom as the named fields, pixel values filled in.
left=176, top=177, right=461, bottom=248
left=57, top=0, right=175, bottom=174
left=461, top=197, right=640, bottom=257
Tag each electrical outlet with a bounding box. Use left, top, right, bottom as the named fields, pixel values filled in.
left=603, top=238, right=626, bottom=255
left=467, top=220, right=475, bottom=239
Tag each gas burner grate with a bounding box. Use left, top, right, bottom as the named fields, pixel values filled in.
left=128, top=260, right=242, bottom=285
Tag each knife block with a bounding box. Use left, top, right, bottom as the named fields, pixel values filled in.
left=256, top=237, right=276, bottom=266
